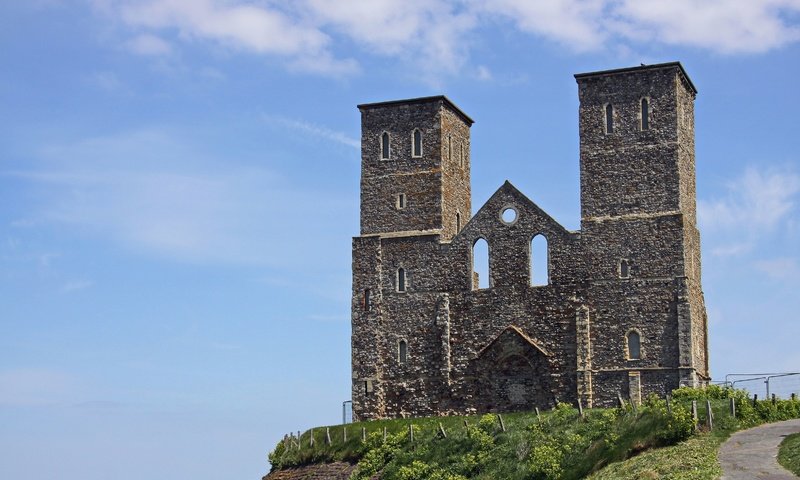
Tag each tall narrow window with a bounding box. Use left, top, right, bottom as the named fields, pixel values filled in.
left=627, top=331, right=641, bottom=360
left=531, top=234, right=549, bottom=286
left=397, top=268, right=406, bottom=292
left=397, top=193, right=406, bottom=209
left=363, top=288, right=371, bottom=311
left=605, top=104, right=614, bottom=134
left=459, top=143, right=464, bottom=168
left=641, top=98, right=650, bottom=131
left=619, top=259, right=630, bottom=278
left=456, top=212, right=461, bottom=232
left=398, top=340, right=408, bottom=363
left=448, top=135, right=452, bottom=160
left=381, top=132, right=390, bottom=159
left=412, top=129, right=422, bottom=157
left=472, top=238, right=489, bottom=290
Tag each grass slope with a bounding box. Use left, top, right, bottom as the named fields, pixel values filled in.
left=778, top=432, right=800, bottom=476
left=268, top=388, right=800, bottom=480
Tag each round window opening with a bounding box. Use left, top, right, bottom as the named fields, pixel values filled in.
left=500, top=207, right=518, bottom=225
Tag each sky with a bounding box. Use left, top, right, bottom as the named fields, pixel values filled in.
left=1, top=1, right=799, bottom=479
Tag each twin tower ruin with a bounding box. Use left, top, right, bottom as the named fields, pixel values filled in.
left=350, top=62, right=710, bottom=421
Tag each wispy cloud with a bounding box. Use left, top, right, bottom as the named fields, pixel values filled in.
left=699, top=166, right=800, bottom=256
left=753, top=257, right=800, bottom=280
left=90, top=0, right=800, bottom=82
left=261, top=114, right=359, bottom=150
left=0, top=368, right=81, bottom=406
left=126, top=32, right=172, bottom=56
left=6, top=127, right=353, bottom=268
left=61, top=280, right=94, bottom=293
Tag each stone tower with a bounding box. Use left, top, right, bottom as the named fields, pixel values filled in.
left=575, top=62, right=709, bottom=391
left=356, top=96, right=473, bottom=241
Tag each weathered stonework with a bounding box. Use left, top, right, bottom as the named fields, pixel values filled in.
left=351, top=63, right=710, bottom=421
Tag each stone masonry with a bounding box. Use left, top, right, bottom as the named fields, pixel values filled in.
left=351, top=62, right=710, bottom=421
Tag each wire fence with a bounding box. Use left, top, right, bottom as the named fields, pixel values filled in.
left=715, top=372, right=800, bottom=399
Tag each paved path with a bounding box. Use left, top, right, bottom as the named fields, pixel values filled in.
left=720, top=418, right=800, bottom=479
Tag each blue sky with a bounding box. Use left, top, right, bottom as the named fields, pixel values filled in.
left=1, top=1, right=799, bottom=479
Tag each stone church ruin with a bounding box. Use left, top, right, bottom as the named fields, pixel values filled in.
left=351, top=62, right=709, bottom=420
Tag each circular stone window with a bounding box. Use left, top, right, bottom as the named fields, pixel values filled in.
left=500, top=207, right=518, bottom=225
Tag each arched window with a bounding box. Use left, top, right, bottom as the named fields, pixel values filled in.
left=456, top=212, right=461, bottom=233
left=627, top=330, right=641, bottom=360
left=605, top=104, right=614, bottom=134
left=397, top=267, right=406, bottom=292
left=398, top=340, right=408, bottom=364
left=640, top=98, right=650, bottom=131
left=381, top=132, right=390, bottom=159
left=472, top=238, right=489, bottom=290
left=412, top=129, right=422, bottom=157
left=531, top=234, right=549, bottom=286
left=619, top=259, right=630, bottom=278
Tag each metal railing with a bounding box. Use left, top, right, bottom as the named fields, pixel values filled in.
left=717, top=372, right=800, bottom=399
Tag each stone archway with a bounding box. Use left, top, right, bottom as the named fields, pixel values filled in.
left=473, top=326, right=553, bottom=412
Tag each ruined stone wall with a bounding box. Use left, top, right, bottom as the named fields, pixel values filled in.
left=263, top=462, right=357, bottom=480
left=351, top=64, right=709, bottom=420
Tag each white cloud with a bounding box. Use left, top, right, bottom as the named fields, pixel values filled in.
left=612, top=0, right=800, bottom=54
left=108, top=0, right=358, bottom=76
left=699, top=166, right=800, bottom=256
left=91, top=0, right=800, bottom=80
left=477, top=0, right=607, bottom=52
left=126, top=32, right=172, bottom=55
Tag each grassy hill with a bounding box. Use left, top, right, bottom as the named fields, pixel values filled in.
left=267, top=388, right=800, bottom=480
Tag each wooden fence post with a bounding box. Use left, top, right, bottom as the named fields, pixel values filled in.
left=409, top=424, right=414, bottom=443
left=361, top=427, right=366, bottom=442
left=498, top=414, right=506, bottom=432
left=617, top=394, right=626, bottom=409
left=310, top=429, right=315, bottom=447
left=577, top=399, right=584, bottom=418
left=730, top=397, right=736, bottom=418
left=705, top=400, right=713, bottom=430
left=666, top=395, right=672, bottom=414
left=326, top=427, right=332, bottom=446
left=691, top=401, right=698, bottom=431
left=383, top=426, right=387, bottom=443
left=343, top=427, right=347, bottom=442
left=535, top=407, right=541, bottom=423
left=438, top=422, right=447, bottom=439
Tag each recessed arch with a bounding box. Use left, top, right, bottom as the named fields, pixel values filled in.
left=530, top=234, right=549, bottom=286
left=396, top=267, right=406, bottom=292
left=381, top=131, right=391, bottom=159
left=472, top=237, right=489, bottom=290
left=398, top=339, right=408, bottom=364
left=412, top=128, right=422, bottom=157
left=604, top=103, right=614, bottom=134
left=626, top=329, right=642, bottom=360
left=640, top=97, right=650, bottom=131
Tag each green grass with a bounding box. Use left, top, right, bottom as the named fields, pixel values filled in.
left=778, top=432, right=800, bottom=476
left=587, top=430, right=726, bottom=480
left=267, top=388, right=800, bottom=480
